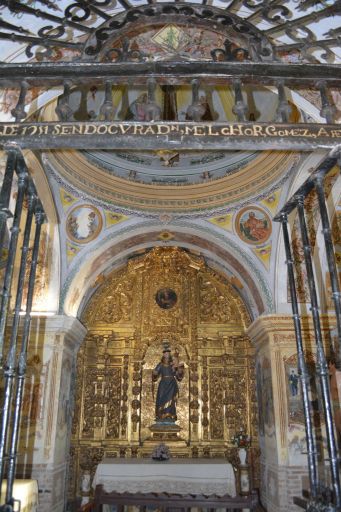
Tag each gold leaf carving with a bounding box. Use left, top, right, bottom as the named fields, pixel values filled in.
left=82, top=367, right=121, bottom=439
left=83, top=271, right=134, bottom=325
left=199, top=274, right=250, bottom=326
left=209, top=368, right=225, bottom=439
left=106, top=367, right=122, bottom=439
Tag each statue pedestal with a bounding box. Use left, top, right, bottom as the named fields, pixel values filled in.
left=141, top=423, right=188, bottom=455
left=149, top=422, right=182, bottom=442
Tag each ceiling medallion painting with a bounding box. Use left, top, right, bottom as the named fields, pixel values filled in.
left=235, top=206, right=272, bottom=245
left=152, top=24, right=189, bottom=53
left=66, top=204, right=103, bottom=244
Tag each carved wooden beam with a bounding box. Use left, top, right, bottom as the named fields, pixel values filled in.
left=1, top=121, right=341, bottom=151
left=0, top=62, right=340, bottom=87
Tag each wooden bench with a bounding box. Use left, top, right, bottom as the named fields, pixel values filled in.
left=92, top=485, right=260, bottom=511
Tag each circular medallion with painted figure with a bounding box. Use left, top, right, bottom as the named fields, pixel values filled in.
left=155, top=288, right=177, bottom=309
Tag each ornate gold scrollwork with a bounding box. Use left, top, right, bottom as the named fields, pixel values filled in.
left=83, top=271, right=133, bottom=325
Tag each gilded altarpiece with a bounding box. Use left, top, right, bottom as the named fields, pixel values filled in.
left=69, top=248, right=259, bottom=499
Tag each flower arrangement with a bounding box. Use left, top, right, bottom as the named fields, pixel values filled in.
left=152, top=443, right=170, bottom=461
left=231, top=429, right=251, bottom=448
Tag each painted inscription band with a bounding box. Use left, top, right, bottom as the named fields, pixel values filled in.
left=0, top=122, right=341, bottom=139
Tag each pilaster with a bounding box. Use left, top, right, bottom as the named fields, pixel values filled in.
left=16, top=315, right=87, bottom=512
left=247, top=313, right=335, bottom=512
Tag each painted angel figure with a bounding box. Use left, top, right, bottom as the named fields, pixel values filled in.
left=152, top=342, right=184, bottom=423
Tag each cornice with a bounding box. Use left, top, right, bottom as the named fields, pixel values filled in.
left=44, top=147, right=297, bottom=214
left=247, top=313, right=336, bottom=342
left=29, top=315, right=87, bottom=350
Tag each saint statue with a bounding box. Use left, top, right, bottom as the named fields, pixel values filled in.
left=152, top=342, right=184, bottom=423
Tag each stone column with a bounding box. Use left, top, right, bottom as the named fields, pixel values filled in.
left=16, top=315, right=87, bottom=512
left=248, top=314, right=335, bottom=512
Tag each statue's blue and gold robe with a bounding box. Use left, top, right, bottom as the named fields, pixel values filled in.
left=153, top=363, right=182, bottom=422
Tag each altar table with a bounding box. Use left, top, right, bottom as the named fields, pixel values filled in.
left=0, top=479, right=38, bottom=512
left=93, top=458, right=236, bottom=497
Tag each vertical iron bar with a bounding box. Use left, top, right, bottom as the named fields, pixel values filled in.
left=73, top=86, right=90, bottom=122
left=11, top=81, right=28, bottom=122
left=55, top=80, right=73, bottom=122
left=100, top=81, right=115, bottom=121
left=0, top=156, right=28, bottom=490
left=314, top=174, right=341, bottom=370
left=191, top=78, right=200, bottom=105
left=0, top=156, right=28, bottom=356
left=297, top=197, right=341, bottom=507
left=4, top=187, right=36, bottom=496
left=232, top=79, right=247, bottom=122
left=186, top=79, right=205, bottom=122
left=147, top=77, right=156, bottom=104
left=0, top=149, right=16, bottom=360
left=146, top=78, right=161, bottom=121
left=5, top=201, right=44, bottom=508
left=276, top=80, right=291, bottom=123
left=0, top=151, right=16, bottom=282
left=281, top=214, right=319, bottom=500
left=6, top=187, right=36, bottom=375
left=317, top=81, right=336, bottom=124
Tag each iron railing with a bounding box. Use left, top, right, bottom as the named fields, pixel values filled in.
left=274, top=149, right=341, bottom=511
left=0, top=149, right=45, bottom=512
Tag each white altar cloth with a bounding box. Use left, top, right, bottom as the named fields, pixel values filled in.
left=1, top=479, right=38, bottom=512
left=93, top=458, right=236, bottom=497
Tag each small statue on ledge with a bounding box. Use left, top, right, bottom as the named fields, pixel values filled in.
left=152, top=443, right=170, bottom=461
left=152, top=341, right=184, bottom=423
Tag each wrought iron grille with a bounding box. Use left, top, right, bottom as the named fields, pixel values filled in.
left=0, top=148, right=45, bottom=512
left=274, top=149, right=341, bottom=511
left=0, top=1, right=340, bottom=64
